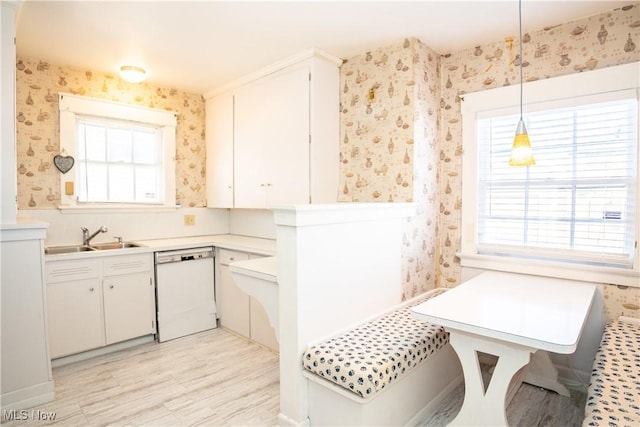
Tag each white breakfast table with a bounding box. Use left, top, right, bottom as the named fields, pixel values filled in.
left=411, top=271, right=596, bottom=426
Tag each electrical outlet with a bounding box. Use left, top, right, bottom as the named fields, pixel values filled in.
left=184, top=214, right=195, bottom=226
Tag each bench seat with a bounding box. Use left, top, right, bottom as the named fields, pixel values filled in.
left=302, top=289, right=449, bottom=399
left=583, top=320, right=640, bottom=427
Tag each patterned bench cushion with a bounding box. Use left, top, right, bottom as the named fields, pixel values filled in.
left=583, top=320, right=640, bottom=427
left=302, top=290, right=449, bottom=399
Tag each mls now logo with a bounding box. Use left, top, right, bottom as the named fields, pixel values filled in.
left=3, top=409, right=56, bottom=421
left=3, top=410, right=28, bottom=421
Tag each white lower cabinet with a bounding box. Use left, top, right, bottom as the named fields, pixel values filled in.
left=216, top=249, right=278, bottom=351
left=46, top=254, right=155, bottom=359
left=46, top=277, right=104, bottom=360
left=103, top=273, right=155, bottom=345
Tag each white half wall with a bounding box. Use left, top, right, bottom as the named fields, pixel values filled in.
left=273, top=203, right=415, bottom=426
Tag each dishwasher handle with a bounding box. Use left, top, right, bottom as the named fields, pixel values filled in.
left=155, top=248, right=214, bottom=264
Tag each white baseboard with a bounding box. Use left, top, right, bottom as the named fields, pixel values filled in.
left=51, top=335, right=155, bottom=368
left=1, top=380, right=55, bottom=411
left=277, top=412, right=311, bottom=426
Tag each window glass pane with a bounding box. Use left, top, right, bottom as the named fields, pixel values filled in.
left=108, top=165, right=134, bottom=202
left=82, top=124, right=106, bottom=161
left=107, top=127, right=132, bottom=162
left=85, top=163, right=108, bottom=202
left=133, top=129, right=157, bottom=164
left=135, top=166, right=158, bottom=201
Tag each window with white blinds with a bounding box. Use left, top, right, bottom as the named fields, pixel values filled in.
left=477, top=97, right=638, bottom=268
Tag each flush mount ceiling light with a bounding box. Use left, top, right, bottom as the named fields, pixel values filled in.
left=119, top=65, right=146, bottom=83
left=509, top=0, right=535, bottom=167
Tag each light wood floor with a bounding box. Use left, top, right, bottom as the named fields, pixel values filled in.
left=2, top=328, right=586, bottom=426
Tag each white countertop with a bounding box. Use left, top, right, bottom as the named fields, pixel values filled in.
left=45, top=234, right=276, bottom=260
left=412, top=271, right=596, bottom=354
left=229, top=256, right=277, bottom=282
left=138, top=234, right=276, bottom=255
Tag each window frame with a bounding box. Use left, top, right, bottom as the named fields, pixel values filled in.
left=58, top=93, right=177, bottom=210
left=460, top=62, right=640, bottom=287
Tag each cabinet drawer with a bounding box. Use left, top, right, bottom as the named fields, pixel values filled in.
left=218, top=249, right=250, bottom=266
left=46, top=259, right=100, bottom=283
left=103, top=254, right=152, bottom=276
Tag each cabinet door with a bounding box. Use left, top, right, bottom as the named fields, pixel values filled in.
left=263, top=65, right=310, bottom=206
left=234, top=79, right=268, bottom=208
left=206, top=93, right=234, bottom=208
left=103, top=273, right=155, bottom=345
left=47, top=279, right=104, bottom=359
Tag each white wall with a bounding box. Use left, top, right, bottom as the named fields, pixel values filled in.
left=229, top=209, right=276, bottom=239
left=1, top=2, right=18, bottom=224
left=18, top=207, right=230, bottom=246
left=1, top=222, right=55, bottom=410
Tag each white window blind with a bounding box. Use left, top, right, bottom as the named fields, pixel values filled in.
left=77, top=117, right=164, bottom=204
left=477, top=97, right=638, bottom=268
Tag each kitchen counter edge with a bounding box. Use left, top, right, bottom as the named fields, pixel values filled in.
left=44, top=234, right=276, bottom=261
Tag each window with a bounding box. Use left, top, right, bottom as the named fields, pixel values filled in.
left=59, top=93, right=177, bottom=209
left=461, top=63, right=639, bottom=286
left=77, top=118, right=163, bottom=203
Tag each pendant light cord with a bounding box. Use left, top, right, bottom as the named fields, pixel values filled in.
left=519, top=0, right=524, bottom=120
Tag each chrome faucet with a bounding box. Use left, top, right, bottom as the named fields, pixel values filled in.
left=82, top=226, right=108, bottom=246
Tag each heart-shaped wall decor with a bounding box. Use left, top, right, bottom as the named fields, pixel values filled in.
left=53, top=154, right=74, bottom=174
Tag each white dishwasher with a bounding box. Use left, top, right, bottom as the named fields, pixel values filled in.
left=154, top=247, right=217, bottom=342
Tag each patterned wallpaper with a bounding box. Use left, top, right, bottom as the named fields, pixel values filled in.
left=15, top=58, right=206, bottom=208
left=338, top=38, right=441, bottom=300
left=338, top=4, right=640, bottom=318
left=13, top=4, right=639, bottom=318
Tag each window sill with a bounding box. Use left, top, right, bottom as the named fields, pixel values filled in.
left=457, top=252, right=639, bottom=288
left=57, top=204, right=180, bottom=214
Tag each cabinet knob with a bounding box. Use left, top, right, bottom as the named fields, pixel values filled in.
left=230, top=257, right=235, bottom=261
left=89, top=287, right=94, bottom=292
left=110, top=285, right=114, bottom=289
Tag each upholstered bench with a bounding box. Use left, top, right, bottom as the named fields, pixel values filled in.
left=301, top=289, right=462, bottom=426
left=582, top=318, right=640, bottom=427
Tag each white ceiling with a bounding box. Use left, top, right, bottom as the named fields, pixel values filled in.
left=16, top=0, right=633, bottom=94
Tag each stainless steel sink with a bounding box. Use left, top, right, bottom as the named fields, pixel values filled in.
left=45, top=242, right=141, bottom=255
left=91, top=242, right=141, bottom=250
left=45, top=245, right=97, bottom=255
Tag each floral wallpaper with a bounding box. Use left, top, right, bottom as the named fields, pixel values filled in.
left=13, top=3, right=639, bottom=319
left=338, top=38, right=441, bottom=300
left=15, top=57, right=206, bottom=208
left=339, top=4, right=640, bottom=318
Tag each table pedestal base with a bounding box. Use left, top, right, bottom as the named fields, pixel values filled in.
left=448, top=331, right=535, bottom=427
left=521, top=351, right=571, bottom=397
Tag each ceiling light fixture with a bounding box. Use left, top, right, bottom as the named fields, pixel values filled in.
left=509, top=0, right=535, bottom=167
left=119, top=65, right=147, bottom=83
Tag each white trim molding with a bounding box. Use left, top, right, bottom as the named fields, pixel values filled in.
left=57, top=93, right=177, bottom=209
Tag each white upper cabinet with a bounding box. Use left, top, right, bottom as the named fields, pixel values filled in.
left=205, top=92, right=234, bottom=208
left=205, top=49, right=341, bottom=209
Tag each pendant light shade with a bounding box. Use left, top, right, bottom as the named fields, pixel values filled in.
left=509, top=119, right=535, bottom=166
left=510, top=0, right=535, bottom=167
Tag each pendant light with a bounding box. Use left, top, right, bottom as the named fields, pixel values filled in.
left=509, top=0, right=535, bottom=166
